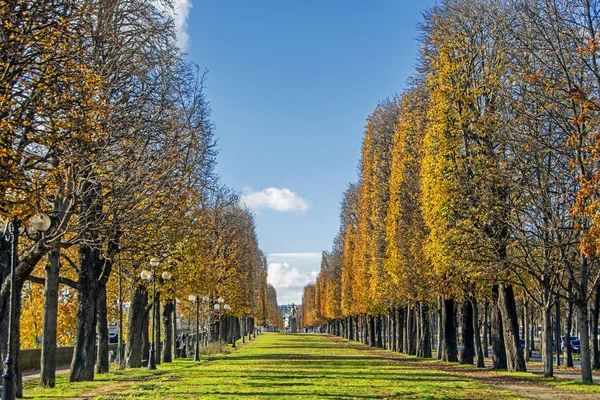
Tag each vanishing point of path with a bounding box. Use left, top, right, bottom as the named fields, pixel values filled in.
left=23, top=334, right=600, bottom=399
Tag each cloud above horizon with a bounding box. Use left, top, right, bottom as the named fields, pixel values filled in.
left=266, top=253, right=321, bottom=305
left=241, top=188, right=309, bottom=214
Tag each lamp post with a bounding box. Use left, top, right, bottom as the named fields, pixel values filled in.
left=188, top=295, right=209, bottom=361
left=2, top=214, right=51, bottom=400
left=188, top=295, right=200, bottom=361
left=140, top=258, right=171, bottom=370
left=214, top=297, right=225, bottom=353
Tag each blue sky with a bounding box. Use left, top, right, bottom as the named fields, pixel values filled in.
left=175, top=0, right=435, bottom=304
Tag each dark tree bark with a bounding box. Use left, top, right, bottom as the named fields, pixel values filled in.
left=95, top=283, right=109, bottom=374
left=460, top=296, right=475, bottom=365
left=441, top=297, right=458, bottom=362
left=555, top=298, right=561, bottom=367
left=369, top=315, right=375, bottom=347
left=162, top=300, right=174, bottom=362
left=491, top=284, right=507, bottom=369
left=471, top=296, right=485, bottom=368
left=483, top=298, right=489, bottom=358
left=397, top=307, right=405, bottom=353
left=417, top=302, right=431, bottom=358
left=155, top=293, right=161, bottom=364
left=437, top=296, right=443, bottom=360
left=126, top=284, right=147, bottom=368
left=142, top=304, right=150, bottom=362
left=69, top=244, right=100, bottom=382
left=524, top=301, right=530, bottom=362
left=40, top=249, right=60, bottom=387
left=498, top=284, right=526, bottom=372
left=564, top=293, right=574, bottom=368
left=376, top=315, right=383, bottom=348
left=592, top=285, right=600, bottom=370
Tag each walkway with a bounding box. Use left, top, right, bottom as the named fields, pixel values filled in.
left=20, top=334, right=600, bottom=399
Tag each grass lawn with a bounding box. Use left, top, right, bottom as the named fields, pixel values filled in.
left=23, top=334, right=520, bottom=399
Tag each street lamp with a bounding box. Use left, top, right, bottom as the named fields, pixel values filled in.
left=2, top=214, right=51, bottom=400
left=188, top=295, right=210, bottom=361
left=188, top=295, right=200, bottom=361
left=140, top=258, right=171, bottom=370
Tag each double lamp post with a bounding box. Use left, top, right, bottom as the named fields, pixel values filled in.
left=140, top=257, right=171, bottom=370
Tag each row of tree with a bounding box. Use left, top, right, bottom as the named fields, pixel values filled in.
left=0, top=0, right=279, bottom=397
left=301, top=0, right=600, bottom=383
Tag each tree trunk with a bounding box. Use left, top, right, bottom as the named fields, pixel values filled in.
left=142, top=304, right=150, bottom=362
left=441, top=297, right=458, bottom=362
left=555, top=298, right=561, bottom=367
left=40, top=249, right=60, bottom=387
left=162, top=300, right=174, bottom=362
left=542, top=305, right=554, bottom=377
left=155, top=293, right=161, bottom=364
left=417, top=302, right=432, bottom=358
left=460, top=296, right=475, bottom=365
left=69, top=244, right=100, bottom=382
left=524, top=301, right=530, bottom=362
left=471, top=296, right=485, bottom=368
left=565, top=293, right=574, bottom=368
left=592, top=285, right=600, bottom=370
left=483, top=298, right=489, bottom=358
left=126, top=284, right=147, bottom=368
left=95, top=283, right=109, bottom=374
left=498, top=284, right=526, bottom=372
left=376, top=315, right=383, bottom=348
left=397, top=307, right=405, bottom=353
left=437, top=296, right=443, bottom=360
left=491, top=285, right=507, bottom=369
left=577, top=299, right=593, bottom=383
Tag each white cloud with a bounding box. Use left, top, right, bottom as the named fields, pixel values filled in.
left=156, top=0, right=192, bottom=50
left=267, top=262, right=318, bottom=305
left=241, top=188, right=309, bottom=214
left=172, top=0, right=192, bottom=50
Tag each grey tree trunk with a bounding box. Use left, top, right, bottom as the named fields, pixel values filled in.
left=577, top=300, right=593, bottom=383
left=499, top=284, right=526, bottom=372
left=542, top=306, right=553, bottom=377
left=69, top=244, right=100, bottom=382
left=491, top=284, right=507, bottom=369
left=162, top=300, right=174, bottom=362
left=126, top=284, right=147, bottom=368
left=40, top=249, right=60, bottom=387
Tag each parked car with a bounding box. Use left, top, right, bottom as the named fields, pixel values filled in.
left=520, top=339, right=532, bottom=357
left=561, top=336, right=580, bottom=353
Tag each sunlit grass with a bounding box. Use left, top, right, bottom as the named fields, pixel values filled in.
left=23, top=334, right=522, bottom=399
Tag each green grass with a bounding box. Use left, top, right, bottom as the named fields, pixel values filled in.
left=23, top=334, right=520, bottom=399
